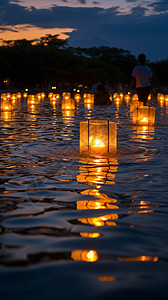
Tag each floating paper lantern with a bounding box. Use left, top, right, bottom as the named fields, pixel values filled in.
left=62, top=98, right=75, bottom=111
left=16, top=92, right=22, bottom=99
left=62, top=92, right=71, bottom=100
left=1, top=98, right=12, bottom=111
left=23, top=92, right=28, bottom=98
left=80, top=120, right=117, bottom=154
left=84, top=94, right=94, bottom=105
left=129, top=100, right=144, bottom=112
left=132, top=93, right=139, bottom=101
left=165, top=94, right=168, bottom=101
left=133, top=106, right=155, bottom=125
left=124, top=94, right=131, bottom=103
left=74, top=93, right=81, bottom=101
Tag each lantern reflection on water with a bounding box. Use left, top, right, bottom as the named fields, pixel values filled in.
left=71, top=249, right=98, bottom=262
left=80, top=120, right=117, bottom=154
left=132, top=125, right=155, bottom=140
left=77, top=156, right=118, bottom=188
left=133, top=106, right=155, bottom=125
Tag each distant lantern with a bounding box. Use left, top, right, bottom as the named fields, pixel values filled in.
left=165, top=94, right=168, bottom=101
left=1, top=98, right=12, bottom=112
left=84, top=94, right=94, bottom=104
left=124, top=94, right=131, bottom=103
left=129, top=100, right=144, bottom=112
left=16, top=92, right=22, bottom=99
left=132, top=93, right=139, bottom=101
left=23, top=92, right=28, bottom=98
left=62, top=98, right=75, bottom=111
left=80, top=120, right=117, bottom=154
left=74, top=93, right=81, bottom=101
left=133, top=106, right=156, bottom=125
left=62, top=92, right=71, bottom=100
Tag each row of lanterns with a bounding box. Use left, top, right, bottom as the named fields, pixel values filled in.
left=0, top=91, right=156, bottom=156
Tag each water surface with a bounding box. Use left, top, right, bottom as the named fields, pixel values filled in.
left=0, top=96, right=168, bottom=299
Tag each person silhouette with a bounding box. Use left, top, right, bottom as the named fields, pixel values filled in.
left=130, top=53, right=153, bottom=105
left=94, top=83, right=111, bottom=106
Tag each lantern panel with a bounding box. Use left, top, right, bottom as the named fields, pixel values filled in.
left=80, top=120, right=117, bottom=154
left=133, top=107, right=155, bottom=125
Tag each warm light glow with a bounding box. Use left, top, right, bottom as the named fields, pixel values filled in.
left=80, top=120, right=117, bottom=153
left=78, top=213, right=118, bottom=227
left=80, top=232, right=100, bottom=238
left=118, top=256, right=158, bottom=262
left=98, top=276, right=116, bottom=282
left=71, top=249, right=98, bottom=262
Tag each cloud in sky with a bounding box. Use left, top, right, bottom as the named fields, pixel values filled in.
left=0, top=0, right=168, bottom=61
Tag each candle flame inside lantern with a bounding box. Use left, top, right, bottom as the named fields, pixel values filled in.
left=140, top=117, right=148, bottom=123
left=93, top=139, right=105, bottom=147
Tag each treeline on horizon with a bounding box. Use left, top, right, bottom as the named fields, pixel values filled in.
left=0, top=34, right=167, bottom=91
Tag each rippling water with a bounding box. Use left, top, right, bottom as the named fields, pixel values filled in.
left=0, top=96, right=168, bottom=299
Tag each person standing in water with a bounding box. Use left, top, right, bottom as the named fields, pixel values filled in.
left=130, top=53, right=153, bottom=105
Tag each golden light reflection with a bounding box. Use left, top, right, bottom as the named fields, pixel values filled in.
left=80, top=232, right=100, bottom=238
left=77, top=156, right=118, bottom=188
left=78, top=213, right=118, bottom=227
left=98, top=276, right=116, bottom=282
left=0, top=111, right=12, bottom=122
left=118, top=256, right=158, bottom=262
left=78, top=189, right=118, bottom=210
left=71, top=249, right=98, bottom=262
left=132, top=125, right=155, bottom=140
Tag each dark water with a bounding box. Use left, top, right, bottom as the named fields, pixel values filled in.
left=0, top=96, right=168, bottom=299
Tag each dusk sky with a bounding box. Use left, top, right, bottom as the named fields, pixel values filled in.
left=1, top=0, right=168, bottom=61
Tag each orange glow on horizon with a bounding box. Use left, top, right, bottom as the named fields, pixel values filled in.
left=0, top=24, right=75, bottom=44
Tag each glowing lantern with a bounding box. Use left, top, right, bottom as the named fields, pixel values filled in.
left=165, top=94, right=168, bottom=101
left=132, top=93, right=139, bottom=101
left=23, top=92, right=28, bottom=98
left=1, top=98, right=12, bottom=111
left=6, top=93, right=11, bottom=99
left=48, top=92, right=53, bottom=98
left=129, top=100, right=144, bottom=112
left=109, top=94, right=113, bottom=101
left=124, top=94, right=131, bottom=104
left=16, top=92, right=22, bottom=99
left=41, top=92, right=46, bottom=99
left=119, top=92, right=124, bottom=100
left=74, top=93, right=81, bottom=101
left=148, top=94, right=151, bottom=101
left=62, top=92, right=71, bottom=100
left=157, top=93, right=164, bottom=101
left=114, top=95, right=122, bottom=107
left=133, top=107, right=155, bottom=125
left=113, top=93, right=118, bottom=99
left=84, top=94, right=94, bottom=104
left=80, top=120, right=117, bottom=154
left=62, top=98, right=75, bottom=111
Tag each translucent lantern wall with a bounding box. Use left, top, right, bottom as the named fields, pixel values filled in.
left=133, top=107, right=156, bottom=125
left=80, top=120, right=117, bottom=154
left=62, top=99, right=75, bottom=110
